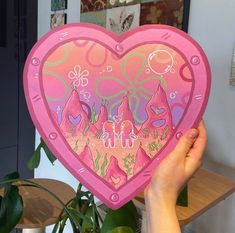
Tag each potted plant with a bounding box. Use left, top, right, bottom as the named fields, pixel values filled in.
left=0, top=139, right=140, bottom=233
left=0, top=138, right=187, bottom=233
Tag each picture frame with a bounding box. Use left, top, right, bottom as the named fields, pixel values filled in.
left=140, top=0, right=191, bottom=32
left=51, top=0, right=67, bottom=12
left=50, top=13, right=67, bottom=29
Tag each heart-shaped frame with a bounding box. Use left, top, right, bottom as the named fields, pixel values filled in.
left=24, top=23, right=210, bottom=209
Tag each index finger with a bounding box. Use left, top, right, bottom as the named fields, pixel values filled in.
left=188, top=120, right=207, bottom=161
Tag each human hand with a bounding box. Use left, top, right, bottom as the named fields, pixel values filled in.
left=145, top=120, right=207, bottom=205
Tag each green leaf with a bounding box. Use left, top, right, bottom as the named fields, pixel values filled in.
left=41, top=138, right=57, bottom=164
left=3, top=171, right=20, bottom=181
left=81, top=206, right=99, bottom=231
left=0, top=186, right=23, bottom=233
left=101, top=201, right=139, bottom=233
left=0, top=172, right=20, bottom=189
left=108, top=226, right=134, bottom=233
left=52, top=220, right=60, bottom=233
left=177, top=185, right=188, bottom=207
left=67, top=207, right=93, bottom=229
left=27, top=143, right=42, bottom=170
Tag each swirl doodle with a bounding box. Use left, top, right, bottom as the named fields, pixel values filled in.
left=95, top=51, right=167, bottom=124
left=43, top=69, right=69, bottom=101
left=44, top=45, right=70, bottom=67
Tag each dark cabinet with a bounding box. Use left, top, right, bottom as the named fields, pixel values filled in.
left=0, top=0, right=37, bottom=179
left=0, top=147, right=18, bottom=176
left=0, top=47, right=19, bottom=149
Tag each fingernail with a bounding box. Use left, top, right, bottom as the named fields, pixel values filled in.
left=188, top=129, right=199, bottom=140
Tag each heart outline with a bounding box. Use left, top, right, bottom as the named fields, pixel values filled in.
left=68, top=114, right=82, bottom=126
left=24, top=23, right=211, bottom=209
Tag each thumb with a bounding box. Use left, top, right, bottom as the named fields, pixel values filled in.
left=173, top=129, right=199, bottom=158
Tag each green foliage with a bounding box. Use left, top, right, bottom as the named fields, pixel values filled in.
left=1, top=172, right=20, bottom=186
left=27, top=143, right=41, bottom=169
left=177, top=185, right=188, bottom=207
left=0, top=172, right=23, bottom=233
left=0, top=173, right=105, bottom=233
left=52, top=185, right=102, bottom=233
left=108, top=226, right=134, bottom=233
left=0, top=142, right=142, bottom=233
left=81, top=206, right=96, bottom=231
left=27, top=138, right=57, bottom=170
left=101, top=201, right=139, bottom=233
left=52, top=221, right=60, bottom=233
left=41, top=138, right=57, bottom=164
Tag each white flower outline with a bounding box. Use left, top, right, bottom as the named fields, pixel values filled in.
left=68, top=65, right=89, bottom=87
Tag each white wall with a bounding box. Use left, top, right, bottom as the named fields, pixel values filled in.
left=188, top=1, right=235, bottom=233
left=36, top=0, right=235, bottom=232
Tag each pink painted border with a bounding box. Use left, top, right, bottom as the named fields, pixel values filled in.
left=23, top=23, right=211, bottom=209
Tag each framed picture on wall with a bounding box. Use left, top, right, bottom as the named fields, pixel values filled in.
left=80, top=0, right=191, bottom=33
left=50, top=13, right=67, bottom=29
left=51, top=0, right=67, bottom=11
left=140, top=0, right=191, bottom=32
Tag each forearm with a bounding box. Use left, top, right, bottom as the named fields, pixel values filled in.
left=145, top=190, right=181, bottom=233
left=143, top=122, right=206, bottom=232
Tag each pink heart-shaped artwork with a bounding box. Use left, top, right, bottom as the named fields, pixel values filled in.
left=24, top=23, right=211, bottom=209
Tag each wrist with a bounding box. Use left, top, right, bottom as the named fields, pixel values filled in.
left=144, top=186, right=177, bottom=209
left=145, top=188, right=181, bottom=233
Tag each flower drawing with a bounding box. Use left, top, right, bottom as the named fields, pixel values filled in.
left=68, top=65, right=89, bottom=87
left=94, top=52, right=168, bottom=124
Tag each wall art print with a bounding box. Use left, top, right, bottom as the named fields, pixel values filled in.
left=81, top=0, right=107, bottom=13
left=50, top=13, right=67, bottom=30
left=80, top=0, right=191, bottom=33
left=106, top=4, right=140, bottom=34
left=81, top=10, right=107, bottom=28
left=140, top=0, right=189, bottom=31
left=23, top=23, right=211, bottom=209
left=107, top=0, right=140, bottom=8
left=51, top=0, right=67, bottom=11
